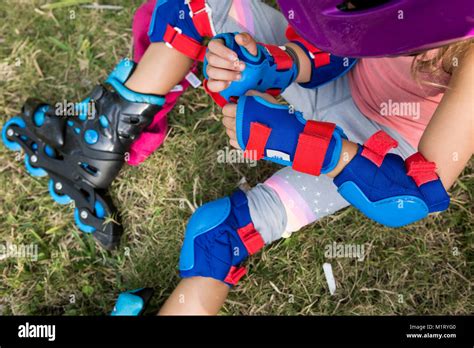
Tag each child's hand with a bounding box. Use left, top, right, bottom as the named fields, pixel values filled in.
left=205, top=33, right=258, bottom=93
left=222, top=91, right=278, bottom=149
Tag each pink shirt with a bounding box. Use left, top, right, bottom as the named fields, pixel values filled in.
left=348, top=53, right=450, bottom=148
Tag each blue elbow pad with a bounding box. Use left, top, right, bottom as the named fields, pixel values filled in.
left=334, top=131, right=450, bottom=227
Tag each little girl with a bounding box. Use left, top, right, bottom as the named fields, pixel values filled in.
left=133, top=0, right=471, bottom=314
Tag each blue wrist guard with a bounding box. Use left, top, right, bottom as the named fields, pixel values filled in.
left=235, top=95, right=347, bottom=175
left=334, top=131, right=450, bottom=227
left=179, top=190, right=265, bottom=286
left=203, top=32, right=298, bottom=106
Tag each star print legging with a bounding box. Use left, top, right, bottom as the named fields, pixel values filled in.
left=204, top=1, right=417, bottom=243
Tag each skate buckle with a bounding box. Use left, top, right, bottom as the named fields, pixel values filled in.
left=165, top=27, right=183, bottom=50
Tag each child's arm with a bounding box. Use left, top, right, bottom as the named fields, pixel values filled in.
left=418, top=45, right=474, bottom=189
left=158, top=277, right=229, bottom=315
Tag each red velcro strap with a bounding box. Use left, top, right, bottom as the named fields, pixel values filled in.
left=237, top=222, right=265, bottom=255
left=405, top=152, right=439, bottom=186
left=163, top=25, right=207, bottom=61
left=224, top=266, right=247, bottom=286
left=265, top=88, right=282, bottom=97
left=361, top=131, right=398, bottom=167
left=203, top=79, right=228, bottom=107
left=314, top=52, right=331, bottom=67
left=244, top=122, right=272, bottom=160
left=293, top=121, right=336, bottom=176
left=261, top=44, right=294, bottom=71
left=188, top=0, right=215, bottom=37
left=285, top=25, right=330, bottom=68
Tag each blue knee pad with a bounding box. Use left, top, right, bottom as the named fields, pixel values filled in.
left=333, top=132, right=450, bottom=227
left=203, top=33, right=298, bottom=104
left=179, top=190, right=265, bottom=286
left=236, top=95, right=347, bottom=175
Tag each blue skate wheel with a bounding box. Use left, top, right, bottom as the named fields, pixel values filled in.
left=74, top=201, right=106, bottom=234
left=2, top=117, right=26, bottom=152
left=48, top=179, right=72, bottom=205
left=24, top=154, right=47, bottom=177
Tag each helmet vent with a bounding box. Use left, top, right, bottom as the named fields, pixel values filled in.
left=337, top=0, right=391, bottom=12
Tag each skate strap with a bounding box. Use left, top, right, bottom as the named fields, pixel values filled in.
left=293, top=121, right=336, bottom=176
left=224, top=266, right=247, bottom=286
left=163, top=25, right=207, bottom=61
left=405, top=152, right=439, bottom=186
left=286, top=25, right=331, bottom=68
left=244, top=122, right=272, bottom=160
left=361, top=131, right=398, bottom=167
left=188, top=0, right=216, bottom=38
left=261, top=44, right=295, bottom=71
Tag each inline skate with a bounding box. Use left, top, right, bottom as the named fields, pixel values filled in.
left=2, top=59, right=165, bottom=249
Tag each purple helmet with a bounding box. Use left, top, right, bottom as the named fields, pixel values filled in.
left=277, top=0, right=474, bottom=57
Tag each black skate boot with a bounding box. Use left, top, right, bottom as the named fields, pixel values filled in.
left=2, top=59, right=164, bottom=249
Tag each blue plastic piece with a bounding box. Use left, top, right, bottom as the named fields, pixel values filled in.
left=337, top=181, right=428, bottom=227
left=44, top=145, right=55, bottom=158
left=67, top=120, right=74, bottom=127
left=48, top=179, right=72, bottom=205
left=236, top=95, right=346, bottom=174
left=74, top=201, right=106, bottom=234
left=74, top=127, right=81, bottom=135
left=111, top=291, right=145, bottom=316
left=2, top=117, right=26, bottom=152
left=106, top=60, right=165, bottom=106
left=179, top=196, right=232, bottom=271
left=99, top=115, right=109, bottom=128
left=24, top=154, right=47, bottom=177
left=333, top=147, right=450, bottom=227
left=203, top=33, right=297, bottom=102
left=84, top=129, right=99, bottom=145
left=33, top=108, right=46, bottom=127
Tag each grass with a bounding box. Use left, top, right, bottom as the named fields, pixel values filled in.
left=0, top=0, right=472, bottom=316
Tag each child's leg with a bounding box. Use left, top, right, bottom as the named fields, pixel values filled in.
left=125, top=43, right=193, bottom=95
left=159, top=278, right=229, bottom=315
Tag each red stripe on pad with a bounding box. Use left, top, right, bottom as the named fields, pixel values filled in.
left=224, top=266, right=247, bottom=286
left=262, top=44, right=294, bottom=71
left=361, top=131, right=398, bottom=167
left=237, top=222, right=265, bottom=255
left=405, top=152, right=439, bottom=186
left=188, top=0, right=215, bottom=37
left=293, top=121, right=336, bottom=176
left=244, top=122, right=272, bottom=160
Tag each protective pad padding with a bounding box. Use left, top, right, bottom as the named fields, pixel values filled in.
left=337, top=181, right=428, bottom=227
left=179, top=197, right=231, bottom=271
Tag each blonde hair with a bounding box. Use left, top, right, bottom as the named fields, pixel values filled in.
left=411, top=38, right=474, bottom=88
